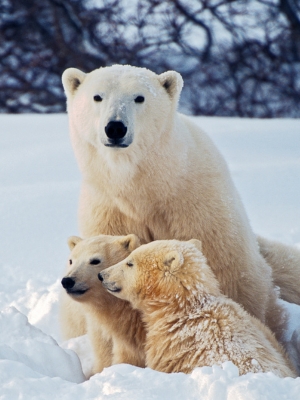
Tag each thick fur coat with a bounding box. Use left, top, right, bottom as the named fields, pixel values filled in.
left=100, top=240, right=296, bottom=377
left=60, top=234, right=146, bottom=376
left=257, top=236, right=300, bottom=305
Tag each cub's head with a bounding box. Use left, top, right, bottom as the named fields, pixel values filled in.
left=62, top=65, right=183, bottom=153
left=99, top=239, right=220, bottom=309
left=61, top=234, right=141, bottom=303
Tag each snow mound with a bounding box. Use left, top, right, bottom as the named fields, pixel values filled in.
left=0, top=307, right=85, bottom=384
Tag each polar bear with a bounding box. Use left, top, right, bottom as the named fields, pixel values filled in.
left=62, top=64, right=299, bottom=342
left=99, top=239, right=296, bottom=377
left=60, top=233, right=146, bottom=375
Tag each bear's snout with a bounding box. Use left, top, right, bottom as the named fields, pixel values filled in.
left=98, top=272, right=104, bottom=282
left=98, top=271, right=121, bottom=293
left=61, top=277, right=75, bottom=289
left=105, top=121, right=127, bottom=142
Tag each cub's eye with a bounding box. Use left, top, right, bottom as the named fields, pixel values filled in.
left=93, top=95, right=102, bottom=102
left=134, top=96, right=144, bottom=103
left=90, top=258, right=101, bottom=265
left=126, top=262, right=134, bottom=267
left=69, top=259, right=72, bottom=265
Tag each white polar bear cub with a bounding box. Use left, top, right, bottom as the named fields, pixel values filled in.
left=62, top=64, right=292, bottom=343
left=60, top=233, right=146, bottom=376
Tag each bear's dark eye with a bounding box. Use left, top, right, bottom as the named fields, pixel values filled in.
left=90, top=258, right=101, bottom=265
left=134, top=96, right=144, bottom=103
left=93, top=95, right=102, bottom=102
left=69, top=259, right=72, bottom=265
left=126, top=261, right=134, bottom=267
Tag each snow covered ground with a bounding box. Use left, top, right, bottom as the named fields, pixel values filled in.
left=0, top=114, right=300, bottom=399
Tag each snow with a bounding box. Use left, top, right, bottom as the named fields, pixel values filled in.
left=0, top=113, right=300, bottom=399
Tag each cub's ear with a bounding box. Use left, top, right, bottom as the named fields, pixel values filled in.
left=157, top=71, right=183, bottom=99
left=188, top=239, right=202, bottom=252
left=164, top=250, right=184, bottom=272
left=62, top=68, right=86, bottom=96
left=119, top=234, right=141, bottom=252
left=67, top=236, right=83, bottom=251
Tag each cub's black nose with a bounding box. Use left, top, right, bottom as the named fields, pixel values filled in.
left=98, top=272, right=104, bottom=282
left=61, top=277, right=75, bottom=289
left=105, top=121, right=127, bottom=140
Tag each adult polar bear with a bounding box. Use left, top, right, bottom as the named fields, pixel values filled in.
left=62, top=65, right=299, bottom=341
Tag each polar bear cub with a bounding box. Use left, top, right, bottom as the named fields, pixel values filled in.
left=60, top=234, right=146, bottom=375
left=99, top=239, right=296, bottom=377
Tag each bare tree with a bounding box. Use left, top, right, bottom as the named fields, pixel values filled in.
left=142, top=0, right=300, bottom=117
left=0, top=0, right=299, bottom=116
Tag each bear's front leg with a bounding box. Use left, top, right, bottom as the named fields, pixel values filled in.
left=87, top=321, right=113, bottom=376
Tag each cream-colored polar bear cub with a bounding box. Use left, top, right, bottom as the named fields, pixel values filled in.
left=60, top=234, right=146, bottom=375
left=99, top=239, right=296, bottom=377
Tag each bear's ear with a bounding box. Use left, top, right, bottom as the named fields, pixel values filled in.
left=157, top=71, right=183, bottom=99
left=119, top=234, right=141, bottom=252
left=188, top=239, right=202, bottom=252
left=67, top=236, right=83, bottom=250
left=164, top=250, right=184, bottom=272
left=62, top=68, right=86, bottom=96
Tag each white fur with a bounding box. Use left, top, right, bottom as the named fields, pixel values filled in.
left=62, top=64, right=288, bottom=344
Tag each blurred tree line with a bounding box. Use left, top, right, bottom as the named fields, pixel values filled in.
left=0, top=0, right=300, bottom=117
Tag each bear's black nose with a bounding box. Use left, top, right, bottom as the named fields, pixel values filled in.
left=61, top=277, right=75, bottom=289
left=105, top=121, right=127, bottom=140
left=98, top=272, right=104, bottom=282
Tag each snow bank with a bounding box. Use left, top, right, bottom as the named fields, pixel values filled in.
left=0, top=307, right=85, bottom=383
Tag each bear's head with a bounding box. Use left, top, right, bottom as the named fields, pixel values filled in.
left=62, top=65, right=183, bottom=155
left=61, top=233, right=141, bottom=304
left=99, top=239, right=221, bottom=309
